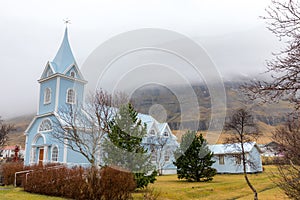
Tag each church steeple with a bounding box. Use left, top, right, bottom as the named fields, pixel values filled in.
left=51, top=27, right=76, bottom=73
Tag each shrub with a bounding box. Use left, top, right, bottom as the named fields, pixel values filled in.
left=2, top=162, right=24, bottom=185
left=24, top=165, right=136, bottom=200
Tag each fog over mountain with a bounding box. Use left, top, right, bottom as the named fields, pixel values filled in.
left=0, top=0, right=282, bottom=119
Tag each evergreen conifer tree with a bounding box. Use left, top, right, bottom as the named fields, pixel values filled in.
left=103, top=103, right=156, bottom=188
left=174, top=131, right=216, bottom=182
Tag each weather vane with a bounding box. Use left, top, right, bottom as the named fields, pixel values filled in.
left=63, top=18, right=71, bottom=26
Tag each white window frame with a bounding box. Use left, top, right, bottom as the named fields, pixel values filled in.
left=150, top=130, right=155, bottom=135
left=30, top=147, right=36, bottom=164
left=44, top=88, right=51, bottom=104
left=70, top=70, right=76, bottom=78
left=38, top=119, right=52, bottom=132
left=51, top=146, right=59, bottom=162
left=219, top=155, right=225, bottom=165
left=164, top=154, right=170, bottom=162
left=66, top=88, right=76, bottom=104
left=163, top=131, right=169, bottom=137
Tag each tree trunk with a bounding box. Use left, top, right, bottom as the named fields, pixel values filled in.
left=242, top=144, right=258, bottom=200
left=244, top=174, right=258, bottom=200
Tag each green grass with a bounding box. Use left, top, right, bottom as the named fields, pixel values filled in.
left=0, top=186, right=64, bottom=200
left=133, top=166, right=288, bottom=200
left=0, top=166, right=288, bottom=200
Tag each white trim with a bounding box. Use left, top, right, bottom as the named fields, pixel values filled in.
left=63, top=133, right=67, bottom=163
left=25, top=112, right=55, bottom=134
left=51, top=145, right=59, bottom=162
left=62, top=62, right=85, bottom=80
left=54, top=77, right=60, bottom=112
left=38, top=118, right=52, bottom=132
left=40, top=61, right=55, bottom=79
left=32, top=133, right=46, bottom=145
left=38, top=73, right=87, bottom=84
left=66, top=88, right=76, bottom=104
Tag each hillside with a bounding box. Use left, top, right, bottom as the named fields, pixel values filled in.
left=4, top=81, right=290, bottom=146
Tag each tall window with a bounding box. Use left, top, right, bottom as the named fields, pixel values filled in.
left=67, top=89, right=76, bottom=104
left=39, top=119, right=52, bottom=132
left=235, top=154, right=241, bottom=165
left=52, top=146, right=58, bottom=162
left=219, top=155, right=225, bottom=165
left=164, top=154, right=170, bottom=162
left=44, top=88, right=51, bottom=104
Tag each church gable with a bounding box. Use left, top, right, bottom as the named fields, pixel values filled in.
left=40, top=62, right=55, bottom=79
left=63, top=64, right=84, bottom=80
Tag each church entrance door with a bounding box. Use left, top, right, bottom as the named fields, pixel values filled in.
left=39, top=148, right=44, bottom=165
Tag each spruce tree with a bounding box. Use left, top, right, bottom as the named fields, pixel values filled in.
left=103, top=103, right=156, bottom=188
left=174, top=131, right=216, bottom=182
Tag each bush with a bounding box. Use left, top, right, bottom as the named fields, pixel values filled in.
left=24, top=165, right=136, bottom=200
left=2, top=162, right=24, bottom=185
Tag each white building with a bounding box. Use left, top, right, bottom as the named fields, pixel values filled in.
left=209, top=142, right=263, bottom=174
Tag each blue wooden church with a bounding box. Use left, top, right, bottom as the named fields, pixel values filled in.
left=24, top=28, right=178, bottom=174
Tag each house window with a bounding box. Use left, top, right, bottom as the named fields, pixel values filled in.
left=163, top=131, right=168, bottom=137
left=70, top=71, right=76, bottom=78
left=150, top=130, right=155, bottom=135
left=44, top=88, right=51, bottom=104
left=52, top=146, right=58, bottom=162
left=219, top=155, right=225, bottom=165
left=151, top=154, right=156, bottom=162
left=235, top=154, right=241, bottom=165
left=164, top=155, right=170, bottom=162
left=39, top=119, right=52, bottom=132
left=66, top=89, right=76, bottom=104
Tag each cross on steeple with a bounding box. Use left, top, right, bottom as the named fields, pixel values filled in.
left=63, top=18, right=71, bottom=26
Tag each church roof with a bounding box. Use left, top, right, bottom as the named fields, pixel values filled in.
left=51, top=27, right=76, bottom=73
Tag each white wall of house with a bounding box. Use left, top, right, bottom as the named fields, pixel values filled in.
left=210, top=143, right=263, bottom=174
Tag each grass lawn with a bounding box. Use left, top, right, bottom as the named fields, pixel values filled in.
left=0, top=166, right=288, bottom=200
left=133, top=166, right=288, bottom=200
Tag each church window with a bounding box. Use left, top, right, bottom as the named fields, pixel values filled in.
left=30, top=148, right=36, bottom=163
left=44, top=88, right=51, bottom=104
left=163, top=131, right=169, bottom=137
left=67, top=89, right=76, bottom=104
left=51, top=146, right=58, bottom=162
left=70, top=71, right=76, bottom=78
left=39, top=119, right=52, bottom=132
left=46, top=70, right=52, bottom=77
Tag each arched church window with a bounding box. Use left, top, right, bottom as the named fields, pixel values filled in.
left=51, top=146, right=58, bottom=162
left=44, top=88, right=51, bottom=104
left=66, top=89, right=76, bottom=104
left=70, top=71, right=76, bottom=78
left=39, top=119, right=52, bottom=132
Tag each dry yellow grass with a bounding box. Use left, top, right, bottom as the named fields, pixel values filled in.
left=133, top=166, right=288, bottom=200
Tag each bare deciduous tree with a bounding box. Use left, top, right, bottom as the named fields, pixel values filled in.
left=52, top=89, right=126, bottom=167
left=271, top=118, right=300, bottom=199
left=246, top=0, right=300, bottom=111
left=224, top=108, right=260, bottom=200
left=149, top=136, right=169, bottom=175
left=0, top=117, right=14, bottom=154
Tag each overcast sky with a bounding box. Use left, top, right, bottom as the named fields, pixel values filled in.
left=0, top=0, right=282, bottom=119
